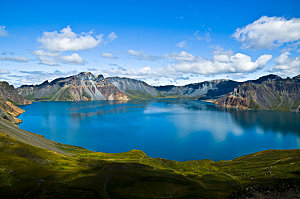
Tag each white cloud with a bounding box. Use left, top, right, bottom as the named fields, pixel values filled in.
left=127, top=50, right=159, bottom=60
left=16, top=70, right=77, bottom=86
left=170, top=52, right=272, bottom=75
left=0, top=70, right=10, bottom=74
left=176, top=41, right=187, bottom=48
left=165, top=51, right=195, bottom=61
left=128, top=49, right=141, bottom=56
left=107, top=32, right=117, bottom=41
left=105, top=66, right=162, bottom=80
left=38, top=26, right=103, bottom=52
left=270, top=52, right=300, bottom=76
left=0, top=25, right=7, bottom=36
left=34, top=51, right=84, bottom=65
left=233, top=16, right=300, bottom=49
left=106, top=51, right=271, bottom=83
left=39, top=56, right=58, bottom=66
left=101, top=52, right=115, bottom=59
left=32, top=50, right=60, bottom=57
left=0, top=56, right=28, bottom=62
left=122, top=50, right=272, bottom=79
left=60, top=53, right=84, bottom=64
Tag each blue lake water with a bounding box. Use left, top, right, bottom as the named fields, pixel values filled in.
left=18, top=100, right=300, bottom=161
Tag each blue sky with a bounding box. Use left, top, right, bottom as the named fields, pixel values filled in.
left=0, top=0, right=300, bottom=86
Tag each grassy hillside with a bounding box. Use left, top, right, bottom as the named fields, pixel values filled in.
left=0, top=118, right=299, bottom=198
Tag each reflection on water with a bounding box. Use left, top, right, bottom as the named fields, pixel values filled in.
left=223, top=109, right=300, bottom=136
left=19, top=100, right=300, bottom=161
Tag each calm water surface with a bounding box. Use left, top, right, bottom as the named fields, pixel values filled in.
left=18, top=100, right=300, bottom=161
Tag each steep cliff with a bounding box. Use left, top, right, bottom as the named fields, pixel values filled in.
left=0, top=81, right=30, bottom=124
left=17, top=72, right=130, bottom=101
left=106, top=77, right=159, bottom=99
left=156, top=79, right=241, bottom=99
left=215, top=74, right=300, bottom=111
left=18, top=74, right=240, bottom=101
left=0, top=81, right=30, bottom=105
left=15, top=72, right=300, bottom=111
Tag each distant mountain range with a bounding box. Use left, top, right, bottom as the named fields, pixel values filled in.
left=0, top=72, right=299, bottom=124
left=17, top=72, right=242, bottom=101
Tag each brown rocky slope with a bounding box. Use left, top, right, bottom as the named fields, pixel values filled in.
left=0, top=81, right=31, bottom=124
left=215, top=74, right=300, bottom=112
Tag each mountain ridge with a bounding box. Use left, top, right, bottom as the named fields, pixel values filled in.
left=16, top=72, right=243, bottom=101
left=1, top=72, right=297, bottom=112
left=215, top=74, right=300, bottom=111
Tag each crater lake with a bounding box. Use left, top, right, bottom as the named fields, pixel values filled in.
left=18, top=99, right=300, bottom=161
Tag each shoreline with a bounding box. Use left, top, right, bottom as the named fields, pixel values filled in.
left=14, top=99, right=299, bottom=162
left=0, top=101, right=299, bottom=198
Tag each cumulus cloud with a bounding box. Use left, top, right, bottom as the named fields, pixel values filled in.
left=32, top=50, right=85, bottom=65
left=233, top=16, right=300, bottom=49
left=38, top=26, right=103, bottom=52
left=32, top=27, right=118, bottom=66
left=60, top=53, right=84, bottom=64
left=101, top=49, right=272, bottom=86
left=170, top=52, right=272, bottom=75
left=0, top=25, right=7, bottom=36
left=104, top=65, right=163, bottom=80
left=0, top=56, right=28, bottom=62
left=101, top=52, right=116, bottom=59
left=124, top=49, right=272, bottom=79
left=165, top=51, right=195, bottom=61
left=270, top=52, right=300, bottom=76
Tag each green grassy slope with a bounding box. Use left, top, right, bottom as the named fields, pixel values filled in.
left=0, top=120, right=299, bottom=198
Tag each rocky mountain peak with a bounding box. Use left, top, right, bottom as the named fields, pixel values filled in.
left=95, top=74, right=104, bottom=81
left=40, top=80, right=50, bottom=87
left=76, top=72, right=96, bottom=81
left=293, top=74, right=300, bottom=80
left=75, top=72, right=105, bottom=82
left=252, top=74, right=282, bottom=84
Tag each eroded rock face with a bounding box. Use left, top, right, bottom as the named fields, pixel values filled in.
left=106, top=77, right=159, bottom=97
left=17, top=72, right=242, bottom=101
left=17, top=72, right=129, bottom=101
left=14, top=72, right=300, bottom=112
left=0, top=82, right=30, bottom=105
left=156, top=79, right=241, bottom=99
left=0, top=82, right=29, bottom=124
left=215, top=75, right=300, bottom=111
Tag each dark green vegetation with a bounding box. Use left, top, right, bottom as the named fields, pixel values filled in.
left=0, top=116, right=300, bottom=199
